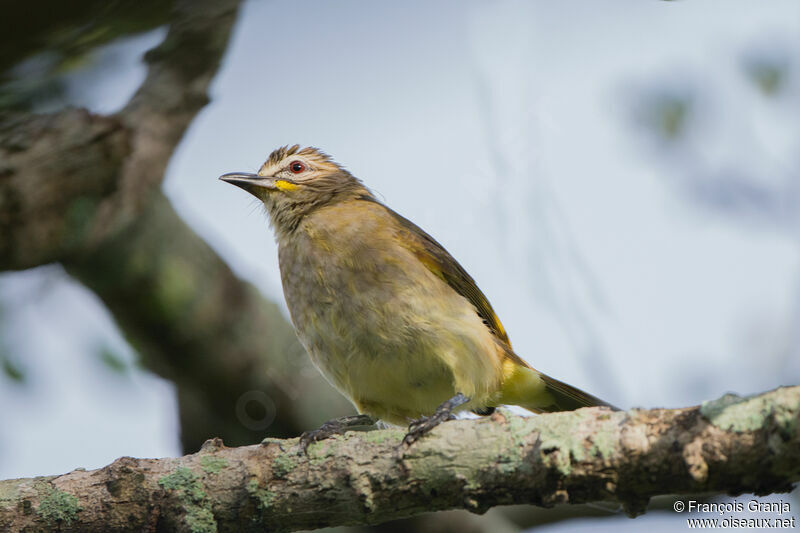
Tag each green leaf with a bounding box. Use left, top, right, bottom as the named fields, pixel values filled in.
left=1, top=356, right=25, bottom=383
left=98, top=347, right=128, bottom=375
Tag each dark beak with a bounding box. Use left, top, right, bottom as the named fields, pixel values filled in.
left=219, top=172, right=277, bottom=195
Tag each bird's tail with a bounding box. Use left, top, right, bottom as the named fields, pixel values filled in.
left=498, top=355, right=619, bottom=413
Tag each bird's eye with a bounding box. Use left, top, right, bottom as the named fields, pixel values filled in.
left=289, top=161, right=306, bottom=173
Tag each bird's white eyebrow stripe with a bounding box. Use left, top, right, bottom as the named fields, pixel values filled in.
left=259, top=146, right=344, bottom=176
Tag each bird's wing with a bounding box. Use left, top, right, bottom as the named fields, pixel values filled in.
left=358, top=197, right=618, bottom=412
left=365, top=198, right=513, bottom=348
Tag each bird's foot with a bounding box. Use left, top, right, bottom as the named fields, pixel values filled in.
left=402, top=393, right=470, bottom=446
left=298, top=414, right=375, bottom=454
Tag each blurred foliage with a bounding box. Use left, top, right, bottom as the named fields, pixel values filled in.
left=742, top=54, right=790, bottom=97
left=1, top=355, right=25, bottom=384
left=636, top=46, right=793, bottom=146
left=98, top=346, right=129, bottom=375
left=0, top=301, right=24, bottom=384
left=0, top=0, right=173, bottom=110
left=630, top=48, right=797, bottom=221
left=636, top=89, right=694, bottom=142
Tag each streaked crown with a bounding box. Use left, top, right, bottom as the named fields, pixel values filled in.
left=257, top=145, right=345, bottom=180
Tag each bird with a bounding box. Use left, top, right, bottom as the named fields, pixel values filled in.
left=220, top=145, right=616, bottom=447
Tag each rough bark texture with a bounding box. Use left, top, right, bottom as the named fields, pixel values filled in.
left=1, top=0, right=240, bottom=270
left=1, top=386, right=797, bottom=532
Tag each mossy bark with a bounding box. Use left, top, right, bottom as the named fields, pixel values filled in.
left=1, top=386, right=798, bottom=532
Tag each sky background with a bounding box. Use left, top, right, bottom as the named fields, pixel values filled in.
left=2, top=0, right=799, bottom=530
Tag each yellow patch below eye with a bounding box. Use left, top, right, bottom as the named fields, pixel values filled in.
left=275, top=180, right=299, bottom=191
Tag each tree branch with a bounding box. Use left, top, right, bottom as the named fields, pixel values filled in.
left=63, top=191, right=352, bottom=450
left=0, top=0, right=351, bottom=453
left=0, top=0, right=242, bottom=271
left=1, top=3, right=541, bottom=532
left=2, top=386, right=797, bottom=532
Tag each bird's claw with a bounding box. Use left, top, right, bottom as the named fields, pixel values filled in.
left=298, top=414, right=375, bottom=454
left=402, top=392, right=469, bottom=446
left=298, top=422, right=338, bottom=453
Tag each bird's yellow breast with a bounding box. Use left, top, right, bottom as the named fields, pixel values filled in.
left=277, top=200, right=505, bottom=424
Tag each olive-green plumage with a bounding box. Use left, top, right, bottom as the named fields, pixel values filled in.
left=221, top=145, right=614, bottom=426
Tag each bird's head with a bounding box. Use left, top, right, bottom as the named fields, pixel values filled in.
left=220, top=145, right=369, bottom=234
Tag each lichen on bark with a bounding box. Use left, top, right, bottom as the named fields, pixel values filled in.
left=3, top=386, right=795, bottom=532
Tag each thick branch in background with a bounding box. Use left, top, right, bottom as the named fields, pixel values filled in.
left=0, top=0, right=241, bottom=269
left=0, top=109, right=129, bottom=268
left=64, top=192, right=351, bottom=449
left=1, top=386, right=797, bottom=532
left=0, top=0, right=350, bottom=453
